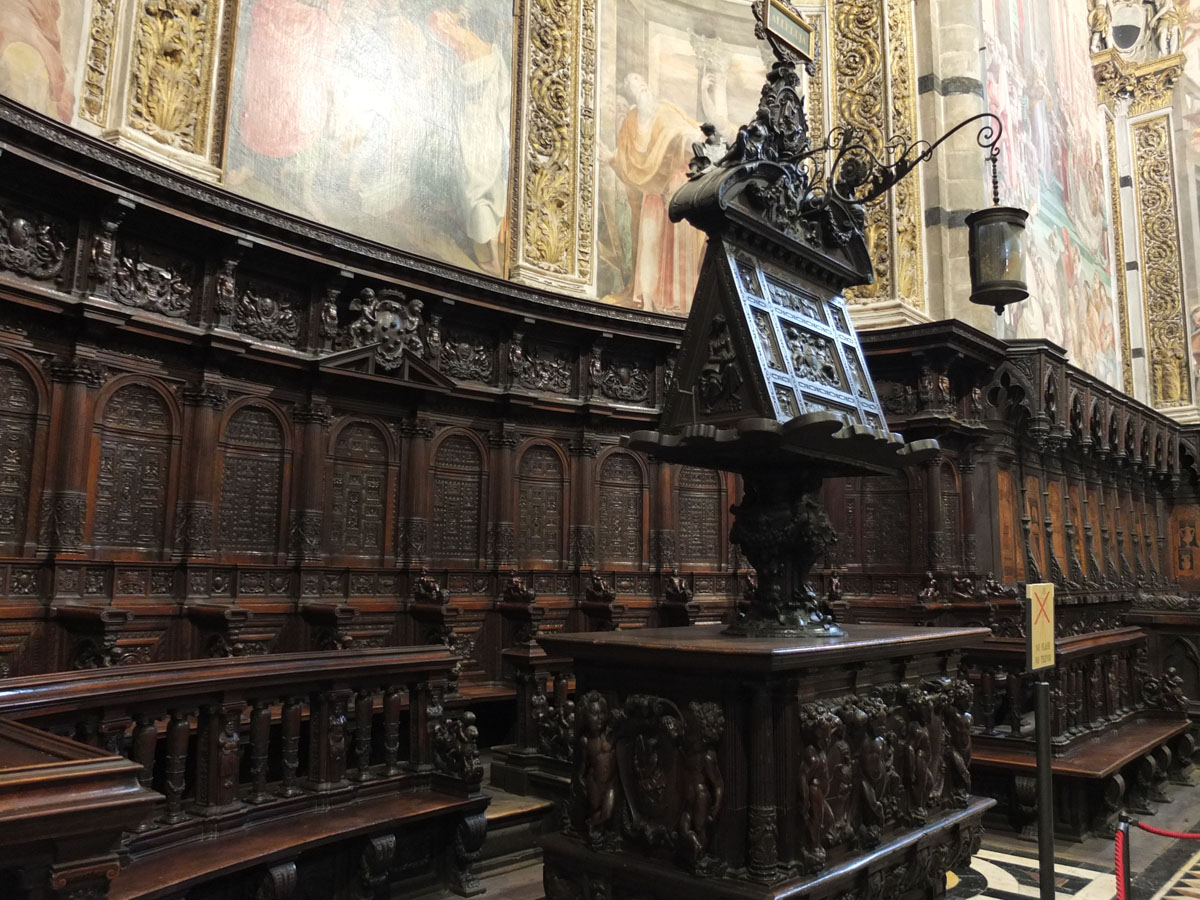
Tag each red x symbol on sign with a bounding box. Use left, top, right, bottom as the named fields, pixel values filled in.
left=1032, top=588, right=1052, bottom=625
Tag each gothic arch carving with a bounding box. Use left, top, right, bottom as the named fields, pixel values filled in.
left=516, top=440, right=567, bottom=568
left=430, top=430, right=488, bottom=566
left=325, top=418, right=393, bottom=561
left=215, top=401, right=291, bottom=557
left=596, top=449, right=647, bottom=568
left=90, top=379, right=181, bottom=554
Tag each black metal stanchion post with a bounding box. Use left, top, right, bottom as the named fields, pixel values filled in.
left=1035, top=678, right=1054, bottom=900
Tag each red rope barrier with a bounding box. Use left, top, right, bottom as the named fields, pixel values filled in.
left=1133, top=822, right=1200, bottom=841
left=1116, top=828, right=1127, bottom=900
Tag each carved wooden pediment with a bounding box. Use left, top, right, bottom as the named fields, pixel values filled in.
left=317, top=344, right=455, bottom=390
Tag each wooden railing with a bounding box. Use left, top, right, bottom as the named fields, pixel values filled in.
left=0, top=647, right=489, bottom=899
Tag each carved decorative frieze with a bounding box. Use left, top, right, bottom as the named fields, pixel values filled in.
left=112, top=246, right=195, bottom=318
left=233, top=286, right=302, bottom=346
left=0, top=205, right=68, bottom=283
left=884, top=0, right=922, bottom=307
left=440, top=328, right=496, bottom=383
left=1131, top=115, right=1190, bottom=409
left=509, top=331, right=574, bottom=394
left=595, top=358, right=652, bottom=405
left=1105, top=116, right=1135, bottom=395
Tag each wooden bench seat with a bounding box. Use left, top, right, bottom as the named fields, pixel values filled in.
left=973, top=717, right=1189, bottom=778
left=111, top=790, right=488, bottom=900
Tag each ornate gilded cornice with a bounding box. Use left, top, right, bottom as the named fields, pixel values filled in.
left=1105, top=114, right=1135, bottom=396
left=1093, top=50, right=1185, bottom=117
left=508, top=0, right=598, bottom=295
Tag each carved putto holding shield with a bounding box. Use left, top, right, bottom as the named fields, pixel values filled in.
left=345, top=288, right=427, bottom=369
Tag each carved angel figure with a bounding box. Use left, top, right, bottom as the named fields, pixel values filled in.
left=918, top=571, right=941, bottom=603
left=688, top=123, right=729, bottom=179
left=678, top=701, right=725, bottom=868
left=577, top=691, right=618, bottom=842
left=945, top=682, right=973, bottom=807
left=950, top=570, right=974, bottom=601
left=798, top=706, right=837, bottom=870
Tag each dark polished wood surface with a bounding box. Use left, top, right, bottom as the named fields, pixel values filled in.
left=538, top=623, right=991, bottom=672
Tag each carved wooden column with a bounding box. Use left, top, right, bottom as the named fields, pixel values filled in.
left=398, top=416, right=433, bottom=569
left=487, top=425, right=518, bottom=570
left=175, top=381, right=226, bottom=559
left=746, top=681, right=778, bottom=882
left=959, top=452, right=978, bottom=574
left=39, top=357, right=105, bottom=556
left=308, top=688, right=352, bottom=792
left=568, top=435, right=598, bottom=570
left=290, top=399, right=331, bottom=563
left=193, top=700, right=245, bottom=816
left=650, top=460, right=676, bottom=572
left=924, top=454, right=945, bottom=571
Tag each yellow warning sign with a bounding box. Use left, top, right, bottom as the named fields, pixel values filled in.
left=1026, top=583, right=1055, bottom=672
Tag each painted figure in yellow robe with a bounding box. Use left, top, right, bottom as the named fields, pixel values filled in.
left=603, top=73, right=704, bottom=315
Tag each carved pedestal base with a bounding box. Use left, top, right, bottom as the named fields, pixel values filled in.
left=538, top=624, right=994, bottom=900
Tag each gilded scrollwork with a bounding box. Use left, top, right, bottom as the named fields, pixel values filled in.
left=885, top=0, right=922, bottom=308
left=128, top=0, right=219, bottom=153
left=833, top=0, right=890, bottom=303
left=1093, top=50, right=1184, bottom=117
left=1132, top=115, right=1190, bottom=409
left=1106, top=115, right=1135, bottom=395
left=80, top=0, right=118, bottom=125
left=512, top=0, right=596, bottom=288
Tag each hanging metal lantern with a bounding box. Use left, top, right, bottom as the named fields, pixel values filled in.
left=967, top=141, right=1030, bottom=315
left=966, top=204, right=1029, bottom=315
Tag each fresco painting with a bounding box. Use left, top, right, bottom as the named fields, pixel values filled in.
left=985, top=0, right=1121, bottom=386
left=225, top=0, right=512, bottom=276
left=0, top=0, right=86, bottom=124
left=597, top=0, right=768, bottom=315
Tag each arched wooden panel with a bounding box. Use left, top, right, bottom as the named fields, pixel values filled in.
left=677, top=465, right=721, bottom=566
left=431, top=433, right=484, bottom=565
left=0, top=362, right=37, bottom=546
left=217, top=405, right=286, bottom=554
left=517, top=444, right=564, bottom=567
left=326, top=422, right=388, bottom=557
left=597, top=452, right=643, bottom=567
left=93, top=384, right=173, bottom=549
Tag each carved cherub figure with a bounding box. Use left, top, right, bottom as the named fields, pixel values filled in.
left=578, top=692, right=618, bottom=842
left=678, top=701, right=725, bottom=868
left=945, top=682, right=973, bottom=807
left=918, top=571, right=941, bottom=603
left=951, top=570, right=974, bottom=601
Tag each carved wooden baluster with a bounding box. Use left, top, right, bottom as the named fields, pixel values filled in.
left=308, top=688, right=351, bottom=791
left=279, top=696, right=303, bottom=798
left=1005, top=667, right=1023, bottom=735
left=408, top=680, right=437, bottom=772
left=247, top=699, right=272, bottom=804
left=383, top=686, right=403, bottom=775
left=979, top=667, right=997, bottom=735
left=130, top=712, right=159, bottom=832
left=354, top=688, right=374, bottom=781
left=161, top=708, right=192, bottom=825
left=746, top=684, right=778, bottom=882
left=194, top=701, right=245, bottom=815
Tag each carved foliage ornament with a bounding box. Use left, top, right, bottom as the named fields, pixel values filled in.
left=595, top=358, right=652, bottom=404
left=129, top=0, right=217, bottom=153
left=80, top=0, right=119, bottom=124
left=234, top=287, right=302, bottom=346
left=112, top=249, right=194, bottom=318
left=510, top=331, right=573, bottom=393
left=1132, top=116, right=1190, bottom=409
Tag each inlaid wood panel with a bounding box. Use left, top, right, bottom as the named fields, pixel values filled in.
left=92, top=385, right=172, bottom=550
left=677, top=466, right=720, bottom=566
left=326, top=422, right=388, bottom=558
left=517, top=444, right=563, bottom=567
left=863, top=474, right=911, bottom=569
left=217, top=406, right=286, bottom=555
left=0, top=362, right=37, bottom=546
left=597, top=452, right=642, bottom=567
left=431, top=434, right=484, bottom=565
left=998, top=470, right=1023, bottom=583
